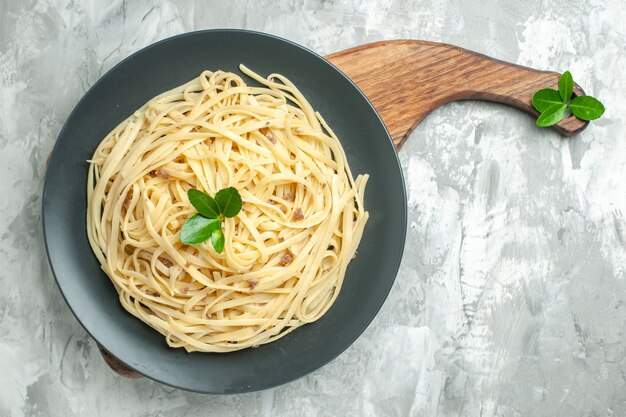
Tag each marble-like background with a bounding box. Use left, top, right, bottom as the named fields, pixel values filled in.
left=1, top=0, right=625, bottom=416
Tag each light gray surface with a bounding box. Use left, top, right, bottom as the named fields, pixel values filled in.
left=1, top=0, right=625, bottom=416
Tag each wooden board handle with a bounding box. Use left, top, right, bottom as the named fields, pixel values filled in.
left=325, top=40, right=588, bottom=148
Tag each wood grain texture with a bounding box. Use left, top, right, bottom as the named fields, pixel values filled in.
left=325, top=40, right=588, bottom=148
left=98, top=40, right=589, bottom=378
left=99, top=345, right=142, bottom=378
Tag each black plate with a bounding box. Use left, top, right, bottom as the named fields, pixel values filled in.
left=42, top=30, right=406, bottom=394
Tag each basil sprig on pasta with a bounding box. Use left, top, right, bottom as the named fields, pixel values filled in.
left=180, top=187, right=242, bottom=252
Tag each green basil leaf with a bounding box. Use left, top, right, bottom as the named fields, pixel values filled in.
left=536, top=103, right=568, bottom=127
left=188, top=189, right=220, bottom=219
left=532, top=89, right=563, bottom=113
left=180, top=214, right=220, bottom=245
left=215, top=187, right=243, bottom=218
left=558, top=71, right=574, bottom=102
left=211, top=228, right=225, bottom=253
left=569, top=95, right=606, bottom=121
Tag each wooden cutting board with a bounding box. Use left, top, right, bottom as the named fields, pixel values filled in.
left=99, top=40, right=588, bottom=377
left=327, top=40, right=587, bottom=148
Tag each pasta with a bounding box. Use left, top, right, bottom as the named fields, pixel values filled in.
left=86, top=65, right=368, bottom=352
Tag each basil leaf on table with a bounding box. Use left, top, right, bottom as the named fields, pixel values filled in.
left=531, top=71, right=605, bottom=128
left=532, top=88, right=564, bottom=113
left=215, top=187, right=243, bottom=218
left=180, top=214, right=221, bottom=245
left=558, top=71, right=574, bottom=103
left=188, top=188, right=221, bottom=219
left=536, top=103, right=568, bottom=127
left=569, top=96, right=606, bottom=121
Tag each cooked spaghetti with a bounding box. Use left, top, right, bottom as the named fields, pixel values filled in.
left=86, top=65, right=368, bottom=352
